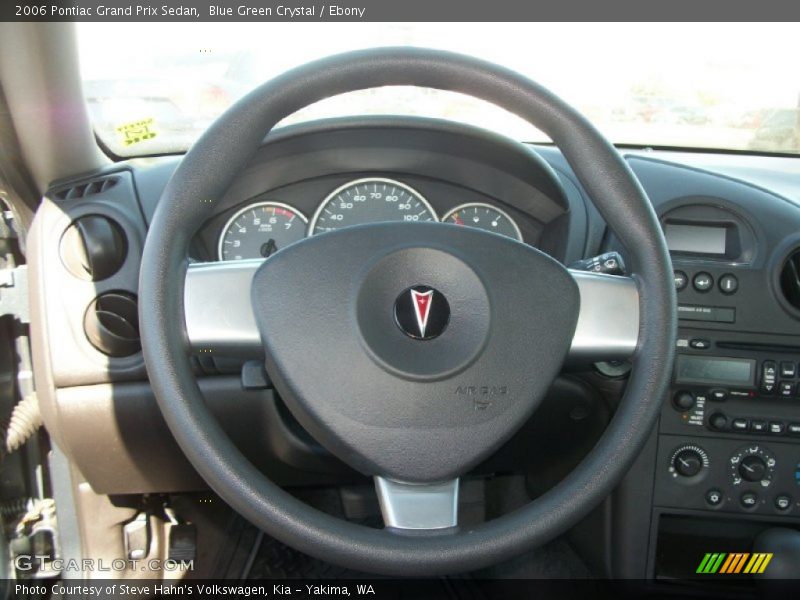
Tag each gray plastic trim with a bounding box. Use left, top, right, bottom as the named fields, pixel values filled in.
left=375, top=477, right=459, bottom=530
left=183, top=260, right=639, bottom=361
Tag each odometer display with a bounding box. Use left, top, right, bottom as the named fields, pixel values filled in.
left=310, top=178, right=437, bottom=235
left=218, top=202, right=307, bottom=261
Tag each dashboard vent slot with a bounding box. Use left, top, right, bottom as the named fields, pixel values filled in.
left=84, top=292, right=140, bottom=357
left=54, top=176, right=119, bottom=201
left=779, top=248, right=800, bottom=312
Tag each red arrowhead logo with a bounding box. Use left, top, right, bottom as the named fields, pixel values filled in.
left=394, top=286, right=450, bottom=340
left=410, top=289, right=434, bottom=338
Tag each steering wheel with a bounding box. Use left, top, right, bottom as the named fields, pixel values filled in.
left=139, top=48, right=676, bottom=576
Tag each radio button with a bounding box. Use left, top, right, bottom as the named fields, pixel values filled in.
left=769, top=421, right=785, bottom=435
left=689, top=338, right=711, bottom=350
left=673, top=391, right=696, bottom=411
left=760, top=361, right=777, bottom=395
left=674, top=270, right=688, bottom=291
left=719, top=274, right=739, bottom=295
left=779, top=382, right=796, bottom=397
left=709, top=413, right=728, bottom=431
left=732, top=418, right=749, bottom=431
left=781, top=362, right=797, bottom=378
left=788, top=423, right=800, bottom=436
left=750, top=420, right=768, bottom=433
left=693, top=272, right=714, bottom=292
left=709, top=388, right=728, bottom=401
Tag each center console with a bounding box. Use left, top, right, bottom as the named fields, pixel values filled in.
left=629, top=196, right=800, bottom=584
left=657, top=336, right=800, bottom=517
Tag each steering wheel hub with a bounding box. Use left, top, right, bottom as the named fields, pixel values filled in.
left=251, top=222, right=580, bottom=482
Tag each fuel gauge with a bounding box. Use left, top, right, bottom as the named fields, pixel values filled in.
left=442, top=203, right=523, bottom=241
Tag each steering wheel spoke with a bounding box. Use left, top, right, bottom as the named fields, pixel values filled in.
left=568, top=270, right=640, bottom=362
left=374, top=477, right=459, bottom=531
left=183, top=262, right=641, bottom=365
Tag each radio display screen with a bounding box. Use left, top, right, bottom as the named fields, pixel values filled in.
left=675, top=355, right=755, bottom=386
left=664, top=223, right=727, bottom=255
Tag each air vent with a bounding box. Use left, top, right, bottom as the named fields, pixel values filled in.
left=53, top=176, right=119, bottom=201
left=779, top=248, right=800, bottom=311
left=84, top=292, right=140, bottom=357
left=60, top=215, right=128, bottom=281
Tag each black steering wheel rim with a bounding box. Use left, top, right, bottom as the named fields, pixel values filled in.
left=139, top=47, right=676, bottom=576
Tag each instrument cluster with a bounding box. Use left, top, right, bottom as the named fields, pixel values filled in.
left=218, top=176, right=523, bottom=261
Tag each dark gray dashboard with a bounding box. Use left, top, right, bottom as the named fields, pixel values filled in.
left=27, top=116, right=800, bottom=582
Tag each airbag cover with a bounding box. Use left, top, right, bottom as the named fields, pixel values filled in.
left=251, top=222, right=579, bottom=482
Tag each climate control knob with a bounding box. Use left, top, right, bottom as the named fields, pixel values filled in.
left=669, top=445, right=709, bottom=479
left=730, top=445, right=776, bottom=487
left=738, top=455, right=767, bottom=483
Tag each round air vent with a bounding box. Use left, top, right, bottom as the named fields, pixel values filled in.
left=84, top=292, right=140, bottom=357
left=779, top=248, right=800, bottom=312
left=60, top=215, right=127, bottom=281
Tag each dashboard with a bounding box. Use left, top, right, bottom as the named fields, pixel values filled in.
left=28, top=116, right=800, bottom=585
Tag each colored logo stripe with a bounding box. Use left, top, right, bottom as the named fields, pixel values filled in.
left=745, top=553, right=773, bottom=574
left=697, top=553, right=726, bottom=573
left=697, top=552, right=773, bottom=574
left=720, top=553, right=748, bottom=573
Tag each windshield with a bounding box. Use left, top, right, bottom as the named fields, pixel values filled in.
left=77, top=23, right=800, bottom=157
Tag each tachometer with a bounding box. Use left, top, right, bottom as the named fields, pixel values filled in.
left=442, top=203, right=523, bottom=241
left=218, top=202, right=307, bottom=261
left=309, top=178, right=437, bottom=235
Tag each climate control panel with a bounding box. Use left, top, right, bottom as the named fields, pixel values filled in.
left=654, top=435, right=800, bottom=516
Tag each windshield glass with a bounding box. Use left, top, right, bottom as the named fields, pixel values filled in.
left=77, top=23, right=800, bottom=157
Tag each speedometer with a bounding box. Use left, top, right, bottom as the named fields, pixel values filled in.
left=309, top=178, right=437, bottom=235
left=218, top=201, right=307, bottom=261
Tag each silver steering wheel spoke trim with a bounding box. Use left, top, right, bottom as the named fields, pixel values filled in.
left=374, top=477, right=459, bottom=530
left=183, top=261, right=640, bottom=362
